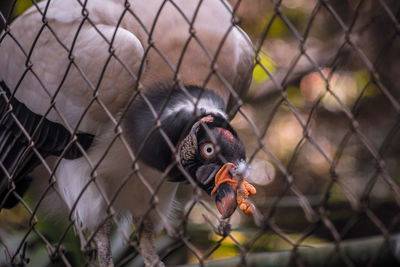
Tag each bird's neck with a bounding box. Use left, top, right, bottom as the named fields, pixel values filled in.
left=123, top=85, right=227, bottom=177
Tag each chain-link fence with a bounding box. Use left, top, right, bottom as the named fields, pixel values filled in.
left=0, top=0, right=400, bottom=266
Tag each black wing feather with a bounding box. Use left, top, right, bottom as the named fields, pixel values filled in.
left=0, top=81, right=94, bottom=209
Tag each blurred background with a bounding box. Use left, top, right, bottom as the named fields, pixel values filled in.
left=1, top=0, right=400, bottom=266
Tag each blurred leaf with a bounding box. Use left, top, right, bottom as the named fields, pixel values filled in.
left=0, top=203, right=29, bottom=231
left=286, top=86, right=306, bottom=107
left=209, top=245, right=239, bottom=260
left=354, top=71, right=379, bottom=98
left=13, top=0, right=34, bottom=16
left=253, top=52, right=275, bottom=83
left=211, top=231, right=246, bottom=245
left=251, top=233, right=327, bottom=252
left=267, top=16, right=288, bottom=38
left=363, top=83, right=379, bottom=98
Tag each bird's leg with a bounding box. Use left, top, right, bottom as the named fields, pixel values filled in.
left=94, top=219, right=114, bottom=267
left=135, top=218, right=164, bottom=267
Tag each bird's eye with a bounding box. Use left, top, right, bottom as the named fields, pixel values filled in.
left=200, top=142, right=216, bottom=159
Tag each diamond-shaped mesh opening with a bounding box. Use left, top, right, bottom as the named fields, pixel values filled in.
left=1, top=0, right=400, bottom=266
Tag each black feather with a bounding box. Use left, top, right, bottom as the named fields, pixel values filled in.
left=0, top=81, right=94, bottom=209
left=123, top=84, right=226, bottom=182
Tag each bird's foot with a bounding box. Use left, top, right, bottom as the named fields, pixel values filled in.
left=94, top=219, right=114, bottom=267
left=237, top=179, right=257, bottom=215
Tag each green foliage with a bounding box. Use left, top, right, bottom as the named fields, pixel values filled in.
left=13, top=0, right=34, bottom=16
left=253, top=52, right=275, bottom=83
left=266, top=16, right=288, bottom=38
left=286, top=86, right=305, bottom=107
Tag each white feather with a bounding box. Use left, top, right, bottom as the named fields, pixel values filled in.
left=235, top=159, right=250, bottom=178
left=162, top=96, right=228, bottom=120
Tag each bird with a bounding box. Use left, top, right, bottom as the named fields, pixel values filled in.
left=0, top=0, right=254, bottom=266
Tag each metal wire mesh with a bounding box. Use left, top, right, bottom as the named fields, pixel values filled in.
left=0, top=0, right=400, bottom=266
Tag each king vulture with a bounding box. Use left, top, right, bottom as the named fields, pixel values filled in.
left=0, top=0, right=255, bottom=266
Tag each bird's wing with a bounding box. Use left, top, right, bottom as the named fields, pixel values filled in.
left=0, top=0, right=144, bottom=133
left=0, top=1, right=144, bottom=207
left=227, top=28, right=254, bottom=117
left=125, top=0, right=254, bottom=115
left=0, top=81, right=95, bottom=208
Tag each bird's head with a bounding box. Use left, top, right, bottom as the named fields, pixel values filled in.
left=177, top=114, right=249, bottom=218
left=123, top=86, right=255, bottom=218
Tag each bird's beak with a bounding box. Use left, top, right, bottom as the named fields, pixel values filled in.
left=215, top=182, right=237, bottom=218
left=212, top=163, right=238, bottom=219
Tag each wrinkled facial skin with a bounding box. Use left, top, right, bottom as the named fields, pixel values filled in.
left=185, top=123, right=245, bottom=189
left=179, top=117, right=246, bottom=218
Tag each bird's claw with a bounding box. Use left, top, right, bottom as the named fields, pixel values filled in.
left=213, top=163, right=257, bottom=217
left=237, top=179, right=256, bottom=215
